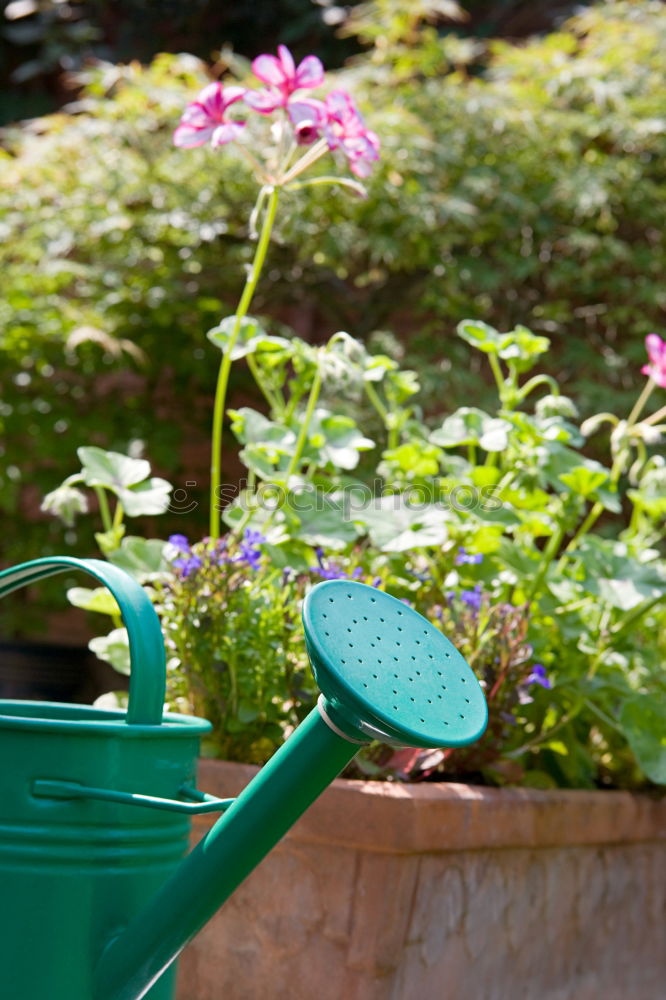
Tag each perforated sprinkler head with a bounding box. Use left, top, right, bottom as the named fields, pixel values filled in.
left=302, top=580, right=488, bottom=748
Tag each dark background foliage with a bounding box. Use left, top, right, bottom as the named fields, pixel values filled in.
left=2, top=0, right=664, bottom=637
left=0, top=0, right=592, bottom=124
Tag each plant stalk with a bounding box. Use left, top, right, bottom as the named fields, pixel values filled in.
left=209, top=186, right=279, bottom=539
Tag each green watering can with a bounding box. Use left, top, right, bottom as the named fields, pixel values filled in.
left=0, top=556, right=488, bottom=1000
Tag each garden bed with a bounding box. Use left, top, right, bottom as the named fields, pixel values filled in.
left=177, top=760, right=666, bottom=1000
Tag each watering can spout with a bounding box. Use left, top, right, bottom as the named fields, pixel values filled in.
left=93, top=707, right=359, bottom=1000
left=94, top=580, right=487, bottom=1000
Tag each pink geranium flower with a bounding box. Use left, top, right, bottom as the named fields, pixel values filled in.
left=287, top=98, right=327, bottom=145
left=245, top=44, right=324, bottom=114
left=642, top=333, right=666, bottom=388
left=323, top=90, right=380, bottom=178
left=173, top=83, right=246, bottom=148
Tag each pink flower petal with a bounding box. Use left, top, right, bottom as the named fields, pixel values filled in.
left=196, top=82, right=225, bottom=119
left=252, top=53, right=287, bottom=87
left=173, top=123, right=214, bottom=148
left=244, top=87, right=284, bottom=113
left=288, top=98, right=326, bottom=145
left=646, top=333, right=666, bottom=366
left=277, top=45, right=296, bottom=80
left=294, top=54, right=324, bottom=89
left=642, top=363, right=666, bottom=389
left=288, top=98, right=326, bottom=127
left=210, top=121, right=246, bottom=146
left=222, top=85, right=247, bottom=107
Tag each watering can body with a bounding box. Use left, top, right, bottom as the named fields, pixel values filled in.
left=0, top=700, right=209, bottom=1000
left=0, top=557, right=223, bottom=1000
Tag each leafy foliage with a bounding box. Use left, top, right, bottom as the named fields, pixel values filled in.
left=50, top=318, right=666, bottom=789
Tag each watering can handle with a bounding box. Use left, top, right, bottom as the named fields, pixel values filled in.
left=0, top=556, right=166, bottom=725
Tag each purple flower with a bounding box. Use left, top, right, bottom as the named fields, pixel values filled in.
left=527, top=664, right=551, bottom=689
left=245, top=45, right=324, bottom=114
left=173, top=83, right=246, bottom=148
left=168, top=534, right=190, bottom=552
left=315, top=563, right=348, bottom=580
left=460, top=584, right=483, bottom=612
left=236, top=527, right=266, bottom=572
left=455, top=547, right=483, bottom=566
left=173, top=553, right=203, bottom=578
left=372, top=576, right=382, bottom=589
left=311, top=555, right=362, bottom=581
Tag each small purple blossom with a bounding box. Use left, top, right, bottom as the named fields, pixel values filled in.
left=168, top=534, right=190, bottom=552
left=311, top=550, right=362, bottom=581
left=236, top=527, right=266, bottom=571
left=372, top=576, right=382, bottom=589
left=526, top=664, right=551, bottom=689
left=173, top=553, right=203, bottom=578
left=460, top=584, right=483, bottom=612
left=315, top=563, right=348, bottom=580
left=455, top=547, right=483, bottom=566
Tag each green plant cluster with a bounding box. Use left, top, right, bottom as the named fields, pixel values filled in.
left=46, top=317, right=666, bottom=788
left=2, top=1, right=665, bottom=610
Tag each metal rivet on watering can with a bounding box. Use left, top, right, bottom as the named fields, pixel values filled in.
left=0, top=565, right=487, bottom=1000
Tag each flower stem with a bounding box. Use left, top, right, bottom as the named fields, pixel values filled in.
left=95, top=487, right=112, bottom=534
left=488, top=353, right=505, bottom=399
left=626, top=376, right=656, bottom=426
left=525, top=520, right=566, bottom=604
left=643, top=402, right=666, bottom=426
left=284, top=362, right=322, bottom=481
left=280, top=139, right=329, bottom=185
left=562, top=377, right=657, bottom=556
left=209, top=186, right=279, bottom=539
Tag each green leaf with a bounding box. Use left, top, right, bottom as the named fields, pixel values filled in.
left=381, top=441, right=441, bottom=477
left=284, top=493, right=358, bottom=549
left=558, top=465, right=609, bottom=498
left=78, top=446, right=150, bottom=491
left=117, top=478, right=172, bottom=517
left=430, top=407, right=511, bottom=451
left=89, top=627, right=131, bottom=676
left=578, top=538, right=666, bottom=611
left=364, top=497, right=450, bottom=552
left=108, top=536, right=170, bottom=580
left=228, top=407, right=295, bottom=449
left=309, top=410, right=374, bottom=471
left=363, top=354, right=398, bottom=382
left=497, top=324, right=550, bottom=371
left=456, top=319, right=503, bottom=354
left=206, top=315, right=289, bottom=360
left=67, top=586, right=120, bottom=617
left=543, top=444, right=620, bottom=511
left=620, top=695, right=666, bottom=784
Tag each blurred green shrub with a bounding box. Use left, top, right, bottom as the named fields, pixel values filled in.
left=2, top=1, right=665, bottom=629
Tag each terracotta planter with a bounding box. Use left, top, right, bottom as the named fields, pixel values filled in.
left=177, top=761, right=666, bottom=1000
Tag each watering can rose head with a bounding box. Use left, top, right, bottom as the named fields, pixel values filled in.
left=173, top=44, right=380, bottom=183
